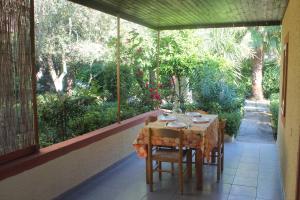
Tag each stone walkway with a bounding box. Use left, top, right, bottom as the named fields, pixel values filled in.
left=237, top=99, right=275, bottom=143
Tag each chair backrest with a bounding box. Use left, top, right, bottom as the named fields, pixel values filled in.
left=150, top=128, right=182, bottom=139
left=147, top=128, right=183, bottom=160
left=145, top=115, right=158, bottom=125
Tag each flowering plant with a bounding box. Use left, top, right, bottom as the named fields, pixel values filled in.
left=145, top=82, right=162, bottom=109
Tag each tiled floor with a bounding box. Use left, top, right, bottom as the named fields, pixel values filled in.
left=56, top=142, right=283, bottom=200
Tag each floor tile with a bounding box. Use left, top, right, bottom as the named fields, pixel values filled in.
left=230, top=185, right=257, bottom=198
left=228, top=194, right=255, bottom=200
left=223, top=168, right=237, bottom=176
left=221, top=174, right=235, bottom=184
left=236, top=168, right=258, bottom=177
left=233, top=176, right=258, bottom=187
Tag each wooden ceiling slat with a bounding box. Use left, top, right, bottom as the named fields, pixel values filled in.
left=159, top=20, right=281, bottom=30
left=183, top=1, right=208, bottom=24
left=68, top=0, right=287, bottom=30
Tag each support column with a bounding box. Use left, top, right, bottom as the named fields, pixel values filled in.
left=116, top=16, right=121, bottom=123
left=156, top=30, right=160, bottom=87
left=30, top=0, right=39, bottom=148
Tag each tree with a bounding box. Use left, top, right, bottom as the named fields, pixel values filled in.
left=247, top=26, right=281, bottom=100
left=198, top=28, right=253, bottom=82
left=35, top=0, right=115, bottom=93
left=107, top=25, right=158, bottom=106
left=159, top=30, right=199, bottom=110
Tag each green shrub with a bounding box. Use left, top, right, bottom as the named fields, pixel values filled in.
left=270, top=93, right=279, bottom=139
left=38, top=92, right=152, bottom=147
left=219, top=109, right=243, bottom=137
left=182, top=103, right=199, bottom=112
left=239, top=59, right=253, bottom=98
left=190, top=56, right=244, bottom=114
left=37, top=93, right=98, bottom=145
left=160, top=102, right=174, bottom=110
left=263, top=60, right=280, bottom=99
left=68, top=111, right=103, bottom=135
left=103, top=63, right=134, bottom=101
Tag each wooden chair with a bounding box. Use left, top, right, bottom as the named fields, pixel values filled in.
left=191, top=113, right=225, bottom=182
left=145, top=115, right=158, bottom=125
left=208, top=119, right=226, bottom=181
left=217, top=119, right=226, bottom=180
left=193, top=110, right=225, bottom=181
left=196, top=109, right=209, bottom=114
left=145, top=115, right=158, bottom=184
left=147, top=127, right=186, bottom=194
left=145, top=115, right=176, bottom=184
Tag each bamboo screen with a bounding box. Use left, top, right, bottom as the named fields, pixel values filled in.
left=0, top=0, right=36, bottom=157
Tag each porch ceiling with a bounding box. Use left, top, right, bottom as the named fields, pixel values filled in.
left=68, top=0, right=288, bottom=30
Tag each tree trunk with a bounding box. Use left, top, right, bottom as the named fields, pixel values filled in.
left=47, top=52, right=68, bottom=93
left=66, top=73, right=74, bottom=96
left=149, top=69, right=155, bottom=86
left=177, top=76, right=185, bottom=111
left=251, top=46, right=264, bottom=100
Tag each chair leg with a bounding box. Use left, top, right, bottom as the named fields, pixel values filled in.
left=221, top=147, right=224, bottom=172
left=221, top=156, right=224, bottom=172
left=179, top=162, right=183, bottom=194
left=211, top=148, right=217, bottom=164
left=217, top=145, right=221, bottom=181
left=145, top=158, right=149, bottom=184
left=158, top=161, right=162, bottom=180
left=217, top=155, right=221, bottom=181
left=171, top=162, right=174, bottom=176
left=187, top=149, right=192, bottom=178
left=148, top=157, right=153, bottom=192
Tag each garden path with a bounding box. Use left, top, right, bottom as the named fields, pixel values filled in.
left=236, top=99, right=275, bottom=143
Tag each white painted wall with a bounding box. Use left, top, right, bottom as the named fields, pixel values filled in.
left=0, top=123, right=143, bottom=200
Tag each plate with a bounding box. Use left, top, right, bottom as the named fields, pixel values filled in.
left=192, top=117, right=210, bottom=124
left=167, top=121, right=187, bottom=128
left=185, top=112, right=202, bottom=117
left=161, top=109, right=173, bottom=114
left=158, top=115, right=177, bottom=122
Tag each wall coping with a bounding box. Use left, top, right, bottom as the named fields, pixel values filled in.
left=0, top=110, right=160, bottom=181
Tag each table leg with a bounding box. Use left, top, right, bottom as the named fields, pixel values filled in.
left=195, top=149, right=203, bottom=190
left=146, top=158, right=149, bottom=184
left=187, top=149, right=192, bottom=178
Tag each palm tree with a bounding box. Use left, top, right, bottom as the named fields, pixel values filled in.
left=247, top=26, right=281, bottom=100
left=199, top=28, right=253, bottom=81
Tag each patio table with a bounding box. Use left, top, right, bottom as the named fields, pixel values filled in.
left=132, top=113, right=219, bottom=189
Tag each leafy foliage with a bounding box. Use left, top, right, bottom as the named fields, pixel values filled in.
left=189, top=56, right=245, bottom=136
left=190, top=56, right=244, bottom=113
left=159, top=30, right=200, bottom=111
left=38, top=93, right=150, bottom=147
left=219, top=109, right=243, bottom=137
left=34, top=1, right=281, bottom=145
left=270, top=93, right=279, bottom=139
left=263, top=60, right=280, bottom=98
left=247, top=26, right=281, bottom=99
